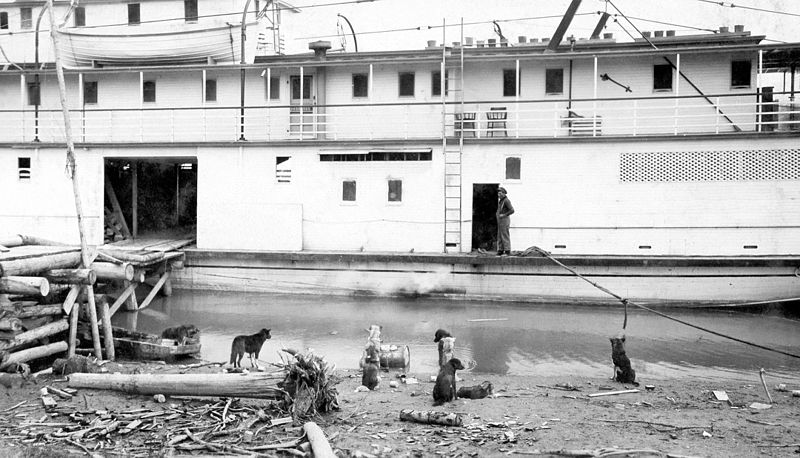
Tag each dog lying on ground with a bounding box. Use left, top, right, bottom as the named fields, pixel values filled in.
left=361, top=345, right=380, bottom=390
left=433, top=357, right=465, bottom=406
left=457, top=381, right=493, bottom=399
left=230, top=328, right=271, bottom=369
left=161, top=324, right=200, bottom=345
left=610, top=335, right=639, bottom=386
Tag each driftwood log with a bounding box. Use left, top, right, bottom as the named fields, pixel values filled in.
left=302, top=422, right=335, bottom=458
left=0, top=305, right=63, bottom=318
left=90, top=262, right=134, bottom=281
left=0, top=341, right=68, bottom=371
left=0, top=276, right=50, bottom=296
left=399, top=409, right=463, bottom=426
left=0, top=319, right=68, bottom=352
left=42, top=269, right=96, bottom=285
left=68, top=373, right=289, bottom=399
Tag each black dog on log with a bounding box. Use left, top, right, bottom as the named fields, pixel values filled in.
left=610, top=335, right=639, bottom=386
left=230, top=328, right=271, bottom=369
left=161, top=324, right=200, bottom=345
left=433, top=358, right=464, bottom=406
left=361, top=345, right=380, bottom=390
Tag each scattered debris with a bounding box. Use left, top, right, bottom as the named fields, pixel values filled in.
left=399, top=409, right=463, bottom=426
left=749, top=402, right=772, bottom=410
left=759, top=368, right=774, bottom=404
left=588, top=389, right=639, bottom=397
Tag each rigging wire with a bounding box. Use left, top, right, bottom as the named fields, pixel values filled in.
left=522, top=246, right=800, bottom=360
left=692, top=0, right=800, bottom=18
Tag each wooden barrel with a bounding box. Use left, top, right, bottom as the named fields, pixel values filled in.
left=379, top=344, right=410, bottom=370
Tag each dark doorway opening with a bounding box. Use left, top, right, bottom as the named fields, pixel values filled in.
left=471, top=183, right=499, bottom=251
left=104, top=158, right=197, bottom=243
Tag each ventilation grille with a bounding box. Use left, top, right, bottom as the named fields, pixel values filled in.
left=620, top=149, right=800, bottom=182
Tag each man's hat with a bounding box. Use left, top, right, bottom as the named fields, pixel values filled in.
left=498, top=186, right=507, bottom=193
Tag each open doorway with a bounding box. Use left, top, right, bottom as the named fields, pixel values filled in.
left=471, top=183, right=498, bottom=252
left=104, top=158, right=197, bottom=243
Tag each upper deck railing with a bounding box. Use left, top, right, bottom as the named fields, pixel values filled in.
left=2, top=91, right=798, bottom=143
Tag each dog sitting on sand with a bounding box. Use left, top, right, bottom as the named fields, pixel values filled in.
left=361, top=345, right=380, bottom=390
left=610, top=335, right=639, bottom=386
left=433, top=358, right=465, bottom=406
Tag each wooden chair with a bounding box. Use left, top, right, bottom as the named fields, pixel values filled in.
left=486, top=107, right=507, bottom=137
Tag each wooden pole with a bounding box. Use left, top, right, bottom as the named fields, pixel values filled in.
left=0, top=251, right=82, bottom=277
left=302, top=422, right=336, bottom=458
left=0, top=319, right=68, bottom=352
left=97, top=297, right=114, bottom=361
left=108, top=283, right=137, bottom=317
left=48, top=2, right=105, bottom=362
left=0, top=341, right=68, bottom=371
left=138, top=271, right=169, bottom=310
left=0, top=276, right=50, bottom=296
left=132, top=160, right=138, bottom=238
left=62, top=284, right=81, bottom=314
left=123, top=280, right=139, bottom=311
left=68, top=301, right=79, bottom=357
left=0, top=305, right=63, bottom=318
left=43, top=268, right=96, bottom=285
left=90, top=262, right=134, bottom=281
left=68, top=373, right=288, bottom=399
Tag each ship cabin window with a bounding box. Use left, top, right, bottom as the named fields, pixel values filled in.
left=505, top=157, right=521, bottom=180
left=0, top=12, right=8, bottom=29
left=653, top=64, right=673, bottom=91
left=352, top=73, right=368, bottom=98
left=388, top=179, right=402, bottom=202
left=18, top=157, right=31, bottom=181
left=503, top=69, right=519, bottom=96
left=143, top=80, right=156, bottom=102
left=398, top=72, right=415, bottom=97
left=20, top=7, right=32, bottom=29
left=184, top=0, right=198, bottom=22
left=342, top=180, right=356, bottom=202
left=545, top=68, right=564, bottom=95
left=431, top=70, right=448, bottom=96
left=267, top=75, right=280, bottom=100
left=205, top=79, right=216, bottom=102
left=83, top=81, right=98, bottom=104
left=74, top=7, right=86, bottom=27
left=27, top=82, right=40, bottom=106
left=128, top=3, right=140, bottom=25
left=731, top=60, right=752, bottom=88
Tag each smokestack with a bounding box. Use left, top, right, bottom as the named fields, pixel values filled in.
left=308, top=40, right=331, bottom=59
left=591, top=12, right=610, bottom=39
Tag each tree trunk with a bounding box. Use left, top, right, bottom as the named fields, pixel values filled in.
left=68, top=373, right=288, bottom=399
left=399, top=409, right=463, bottom=426
left=0, top=341, right=68, bottom=371
left=0, top=305, right=63, bottom=318
left=0, top=276, right=50, bottom=296
left=90, top=262, right=134, bottom=281
left=0, top=319, right=68, bottom=352
left=302, top=422, right=335, bottom=458
left=0, top=250, right=82, bottom=277
left=43, top=268, right=96, bottom=285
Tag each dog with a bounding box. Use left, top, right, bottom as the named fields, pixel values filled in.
left=433, top=329, right=452, bottom=343
left=433, top=358, right=465, bottom=406
left=434, top=329, right=455, bottom=368
left=359, top=325, right=383, bottom=369
left=610, top=335, right=639, bottom=386
left=457, top=381, right=493, bottom=399
left=361, top=345, right=380, bottom=390
left=161, top=324, right=200, bottom=345
left=230, top=328, right=271, bottom=369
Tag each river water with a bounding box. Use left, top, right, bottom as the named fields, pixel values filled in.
left=112, top=290, right=800, bottom=383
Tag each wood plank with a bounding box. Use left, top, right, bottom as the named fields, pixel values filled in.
left=109, top=283, right=137, bottom=317
left=138, top=272, right=169, bottom=310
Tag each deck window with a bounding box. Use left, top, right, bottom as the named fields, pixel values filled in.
left=83, top=81, right=97, bottom=104
left=503, top=69, right=519, bottom=96
left=27, top=82, right=40, bottom=106
left=74, top=6, right=85, bottom=27
left=653, top=64, right=673, bottom=91
left=545, top=68, right=564, bottom=95
left=128, top=3, right=140, bottom=25
left=431, top=70, right=448, bottom=96
left=505, top=157, right=521, bottom=180
left=205, top=79, right=217, bottom=102
left=0, top=12, right=8, bottom=29
left=20, top=7, right=32, bottom=29
left=342, top=180, right=356, bottom=202
left=184, top=0, right=198, bottom=22
left=267, top=75, right=280, bottom=100
left=388, top=179, right=402, bottom=202
left=143, top=80, right=156, bottom=102
left=352, top=73, right=368, bottom=98
left=398, top=72, right=415, bottom=97
left=18, top=157, right=31, bottom=181
left=731, top=60, right=751, bottom=88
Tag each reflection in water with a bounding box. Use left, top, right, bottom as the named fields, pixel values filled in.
left=112, top=290, right=800, bottom=382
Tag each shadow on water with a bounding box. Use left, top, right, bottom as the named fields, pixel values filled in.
left=112, top=290, right=800, bottom=382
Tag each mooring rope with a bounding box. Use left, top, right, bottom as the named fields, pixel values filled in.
left=520, top=246, right=800, bottom=359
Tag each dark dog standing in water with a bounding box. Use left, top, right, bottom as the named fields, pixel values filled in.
left=361, top=345, right=380, bottom=390
left=433, top=358, right=465, bottom=405
left=434, top=329, right=455, bottom=369
left=161, top=324, right=199, bottom=345
left=230, top=329, right=271, bottom=369
left=610, top=335, right=639, bottom=386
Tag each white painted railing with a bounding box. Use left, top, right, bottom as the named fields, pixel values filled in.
left=2, top=93, right=798, bottom=143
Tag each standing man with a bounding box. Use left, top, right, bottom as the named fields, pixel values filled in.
left=496, top=187, right=515, bottom=256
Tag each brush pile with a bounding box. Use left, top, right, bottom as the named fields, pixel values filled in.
left=278, top=348, right=340, bottom=420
